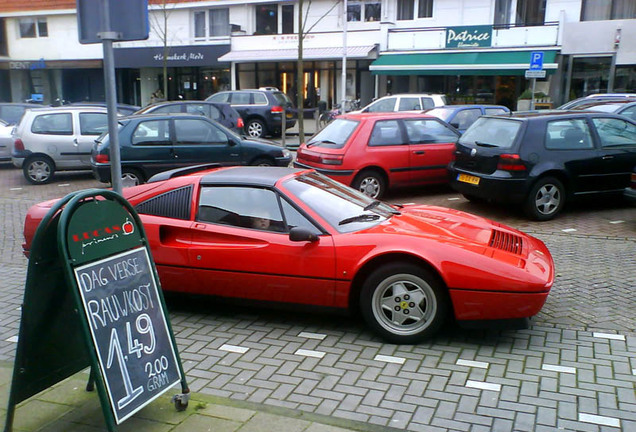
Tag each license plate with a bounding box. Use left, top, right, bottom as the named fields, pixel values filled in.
left=286, top=113, right=294, bottom=118
left=457, top=173, right=480, bottom=185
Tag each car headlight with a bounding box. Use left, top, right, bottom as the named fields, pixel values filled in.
left=282, top=149, right=291, bottom=158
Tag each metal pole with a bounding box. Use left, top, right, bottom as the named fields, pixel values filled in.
left=100, top=0, right=123, bottom=194
left=530, top=78, right=536, bottom=111
left=341, top=0, right=348, bottom=114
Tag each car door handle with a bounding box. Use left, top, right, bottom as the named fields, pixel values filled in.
left=73, top=138, right=79, bottom=145
left=413, top=150, right=426, bottom=155
left=602, top=155, right=614, bottom=160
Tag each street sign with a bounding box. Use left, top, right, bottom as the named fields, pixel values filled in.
left=529, top=51, right=544, bottom=71
left=77, top=0, right=149, bottom=44
left=525, top=70, right=546, bottom=79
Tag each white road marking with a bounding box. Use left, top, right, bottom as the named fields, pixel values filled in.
left=295, top=349, right=326, bottom=359
left=374, top=354, right=406, bottom=364
left=456, top=359, right=489, bottom=369
left=219, top=344, right=249, bottom=354
left=298, top=332, right=327, bottom=340
left=466, top=380, right=501, bottom=392
left=542, top=364, right=576, bottom=374
left=593, top=332, right=625, bottom=341
left=562, top=228, right=577, bottom=233
left=578, top=413, right=620, bottom=428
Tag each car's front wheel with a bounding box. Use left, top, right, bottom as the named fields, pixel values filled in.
left=251, top=158, right=274, bottom=167
left=23, top=156, right=55, bottom=185
left=246, top=119, right=266, bottom=138
left=524, top=176, right=565, bottom=221
left=352, top=170, right=386, bottom=199
left=360, top=263, right=448, bottom=344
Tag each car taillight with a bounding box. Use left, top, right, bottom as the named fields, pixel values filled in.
left=497, top=154, right=526, bottom=171
left=95, top=154, right=110, bottom=163
left=271, top=105, right=284, bottom=114
left=237, top=117, right=244, bottom=129
left=14, top=138, right=24, bottom=151
left=320, top=155, right=343, bottom=165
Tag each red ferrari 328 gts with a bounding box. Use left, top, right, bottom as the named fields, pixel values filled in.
left=23, top=166, right=555, bottom=343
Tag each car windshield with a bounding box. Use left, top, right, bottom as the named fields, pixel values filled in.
left=581, top=104, right=623, bottom=113
left=306, top=119, right=358, bottom=149
left=426, top=107, right=454, bottom=121
left=458, top=117, right=522, bottom=149
left=282, top=171, right=396, bottom=233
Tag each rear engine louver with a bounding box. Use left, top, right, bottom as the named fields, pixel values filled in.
left=489, top=230, right=523, bottom=254
left=135, top=185, right=193, bottom=220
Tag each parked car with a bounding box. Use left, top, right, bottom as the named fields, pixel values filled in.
left=134, top=100, right=244, bottom=133
left=625, top=166, right=636, bottom=205
left=0, top=119, right=13, bottom=161
left=0, top=102, right=44, bottom=125
left=206, top=88, right=296, bottom=138
left=11, top=106, right=110, bottom=184
left=294, top=112, right=460, bottom=198
left=68, top=102, right=141, bottom=116
left=22, top=165, right=555, bottom=344
left=91, top=113, right=292, bottom=187
left=355, top=93, right=447, bottom=114
left=426, top=104, right=510, bottom=133
left=557, top=93, right=636, bottom=110
left=571, top=100, right=636, bottom=121
left=448, top=111, right=636, bottom=220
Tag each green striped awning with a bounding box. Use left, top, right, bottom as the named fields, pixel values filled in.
left=370, top=50, right=559, bottom=76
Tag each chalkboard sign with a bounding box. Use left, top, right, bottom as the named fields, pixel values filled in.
left=73, top=246, right=181, bottom=424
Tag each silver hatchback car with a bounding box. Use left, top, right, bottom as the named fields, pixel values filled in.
left=11, top=106, right=110, bottom=184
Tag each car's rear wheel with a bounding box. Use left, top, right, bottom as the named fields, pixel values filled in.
left=246, top=119, right=266, bottom=138
left=352, top=170, right=386, bottom=199
left=23, top=156, right=54, bottom=184
left=121, top=168, right=144, bottom=188
left=524, top=176, right=565, bottom=221
left=360, top=263, right=448, bottom=344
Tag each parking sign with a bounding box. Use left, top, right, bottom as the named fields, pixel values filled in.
left=530, top=52, right=544, bottom=71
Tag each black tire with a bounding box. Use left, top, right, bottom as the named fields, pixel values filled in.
left=523, top=176, right=565, bottom=221
left=246, top=119, right=266, bottom=138
left=352, top=170, right=386, bottom=199
left=360, top=263, right=448, bottom=344
left=461, top=193, right=485, bottom=203
left=23, top=155, right=55, bottom=185
left=121, top=168, right=144, bottom=188
left=251, top=157, right=274, bottom=167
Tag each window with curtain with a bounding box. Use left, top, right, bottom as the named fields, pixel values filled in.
left=515, top=0, right=546, bottom=26
left=397, top=0, right=414, bottom=20
left=209, top=9, right=229, bottom=36
left=494, top=0, right=512, bottom=26
left=348, top=1, right=362, bottom=21
left=194, top=11, right=206, bottom=38
left=581, top=0, right=635, bottom=20
left=418, top=0, right=433, bottom=18
left=366, top=2, right=381, bottom=21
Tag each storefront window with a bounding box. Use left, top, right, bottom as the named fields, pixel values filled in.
left=614, top=66, right=636, bottom=93
left=581, top=0, right=635, bottom=21
left=515, top=0, right=546, bottom=26
left=256, top=4, right=278, bottom=35
left=571, top=57, right=612, bottom=98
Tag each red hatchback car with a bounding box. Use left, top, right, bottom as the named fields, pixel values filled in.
left=23, top=166, right=554, bottom=344
left=294, top=112, right=460, bottom=198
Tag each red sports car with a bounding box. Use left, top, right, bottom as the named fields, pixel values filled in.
left=23, top=166, right=554, bottom=344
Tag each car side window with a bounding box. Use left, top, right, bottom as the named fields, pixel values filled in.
left=175, top=119, right=227, bottom=145
left=152, top=105, right=182, bottom=114
left=404, top=119, right=459, bottom=144
left=79, top=113, right=108, bottom=135
left=209, top=93, right=229, bottom=103
left=231, top=92, right=251, bottom=105
left=368, top=120, right=404, bottom=146
left=619, top=107, right=636, bottom=121
left=197, top=186, right=286, bottom=232
left=420, top=97, right=435, bottom=110
left=209, top=105, right=222, bottom=121
left=485, top=108, right=507, bottom=115
left=592, top=118, right=636, bottom=148
left=545, top=119, right=594, bottom=150
left=398, top=97, right=421, bottom=111
left=185, top=104, right=210, bottom=117
left=131, top=120, right=171, bottom=145
left=31, top=113, right=73, bottom=135
left=280, top=199, right=321, bottom=235
left=367, top=97, right=396, bottom=113
left=452, top=109, right=482, bottom=130
left=253, top=93, right=268, bottom=105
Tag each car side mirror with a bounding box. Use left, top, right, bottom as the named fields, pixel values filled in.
left=228, top=137, right=238, bottom=146
left=450, top=122, right=460, bottom=129
left=289, top=227, right=319, bottom=242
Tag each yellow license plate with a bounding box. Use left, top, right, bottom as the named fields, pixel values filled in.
left=458, top=173, right=480, bottom=185
left=286, top=113, right=294, bottom=118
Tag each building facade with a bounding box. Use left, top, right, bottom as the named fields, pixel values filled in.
left=0, top=0, right=634, bottom=110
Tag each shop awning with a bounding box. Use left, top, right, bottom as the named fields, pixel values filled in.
left=219, top=45, right=377, bottom=63
left=370, top=50, right=559, bottom=76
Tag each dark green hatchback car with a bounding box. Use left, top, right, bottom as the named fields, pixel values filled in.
left=91, top=113, right=292, bottom=186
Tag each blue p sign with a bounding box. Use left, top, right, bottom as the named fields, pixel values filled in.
left=530, top=52, right=544, bottom=71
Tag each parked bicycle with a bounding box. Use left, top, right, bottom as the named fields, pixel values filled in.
left=319, top=99, right=360, bottom=128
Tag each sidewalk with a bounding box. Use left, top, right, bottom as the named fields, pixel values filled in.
left=0, top=362, right=389, bottom=432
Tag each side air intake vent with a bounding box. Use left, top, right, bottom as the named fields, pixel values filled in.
left=489, top=230, right=523, bottom=255
left=135, top=185, right=193, bottom=220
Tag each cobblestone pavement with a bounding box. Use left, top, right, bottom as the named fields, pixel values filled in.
left=0, top=162, right=634, bottom=431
